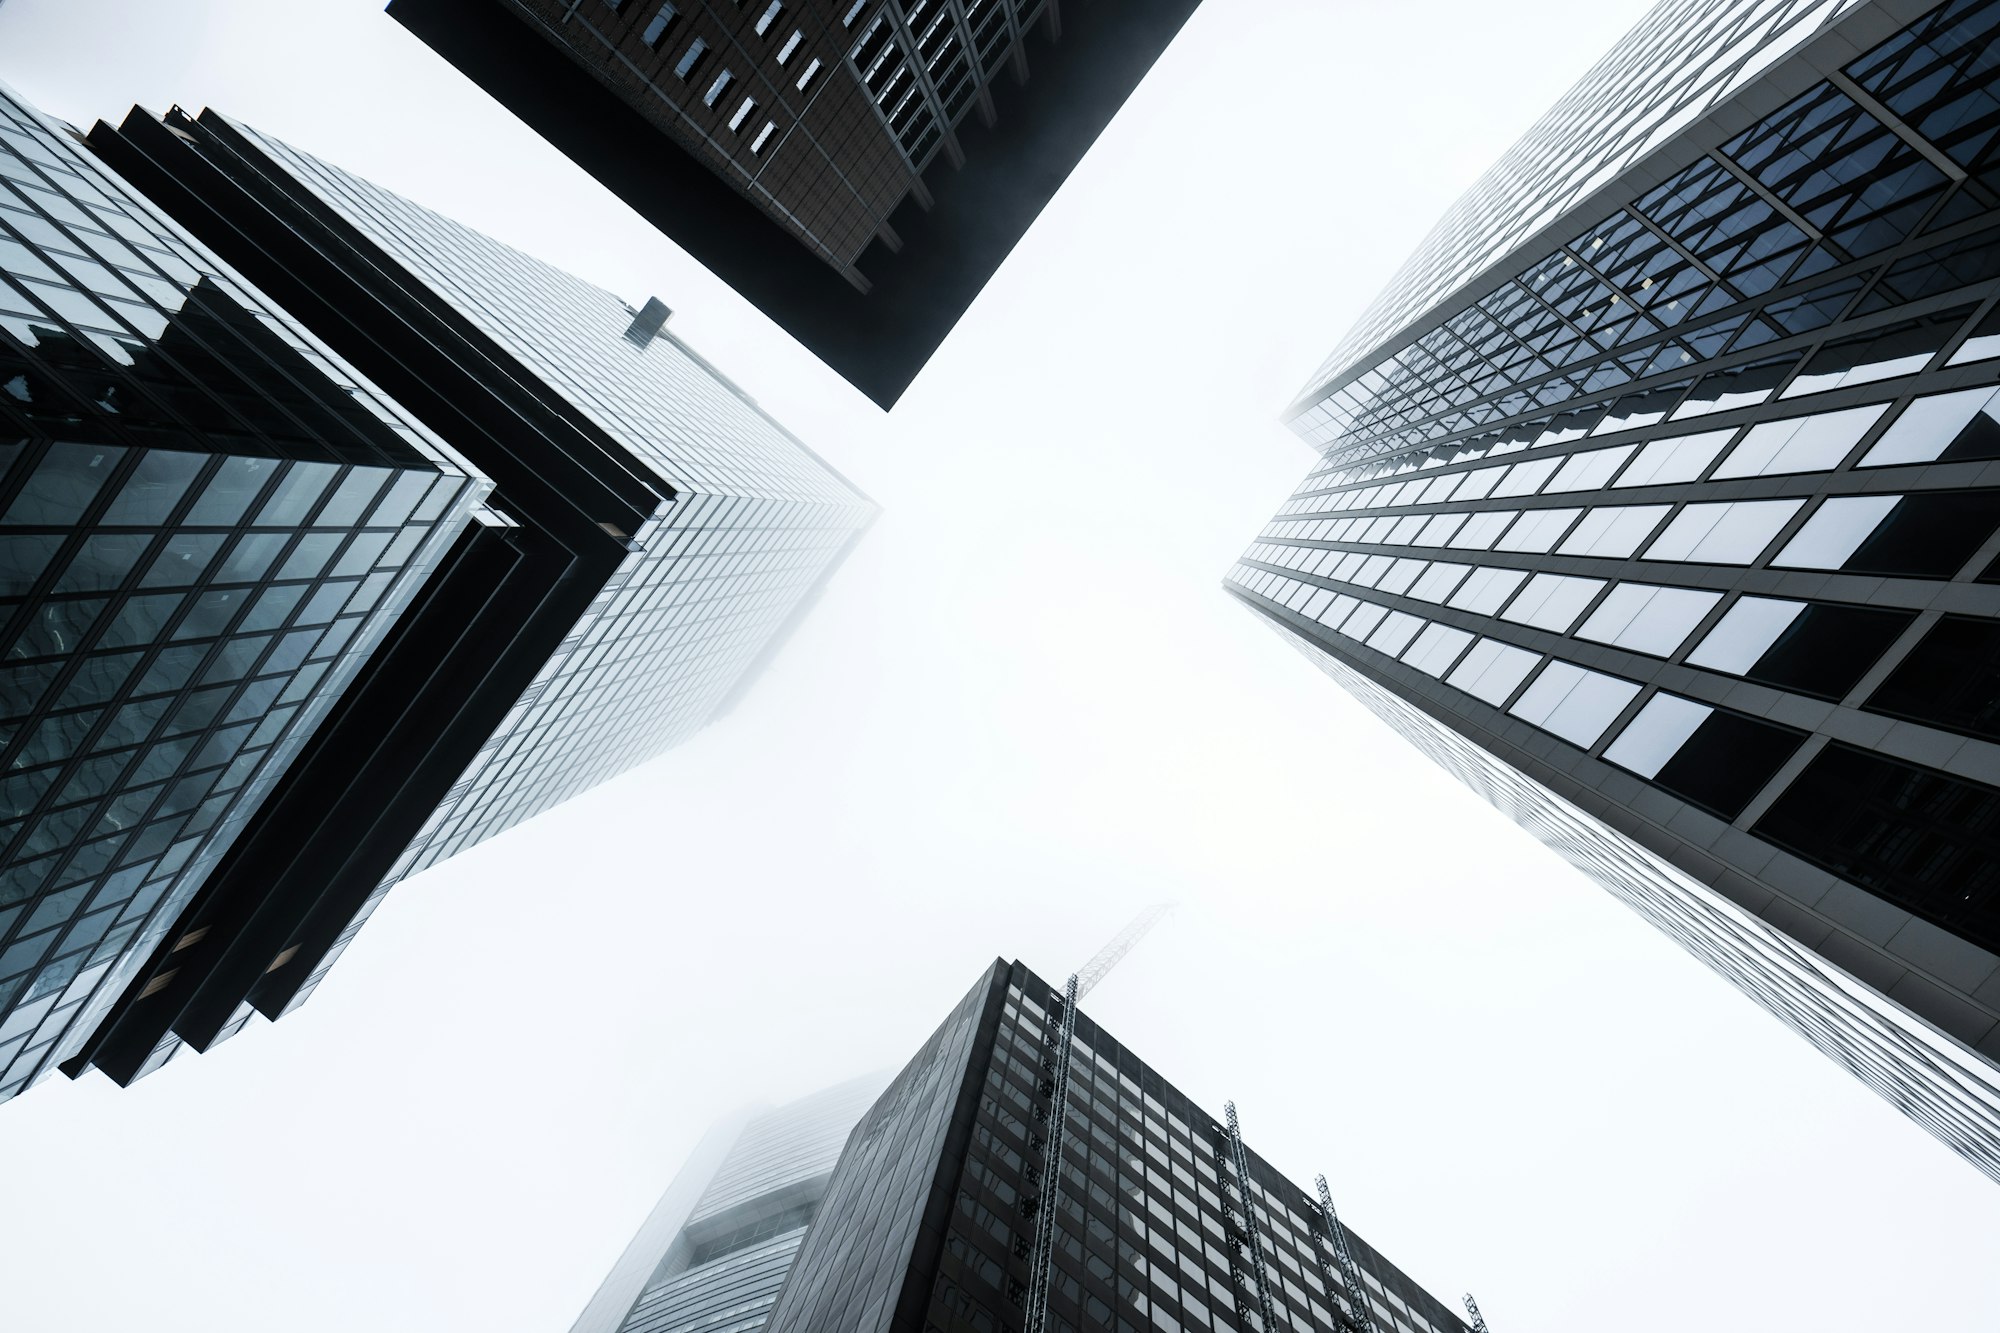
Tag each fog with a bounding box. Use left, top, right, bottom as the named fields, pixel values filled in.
left=0, top=1, right=1995, bottom=1329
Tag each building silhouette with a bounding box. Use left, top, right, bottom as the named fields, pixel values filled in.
left=569, top=962, right=1472, bottom=1333
left=1232, top=0, right=2000, bottom=1179
left=385, top=0, right=1207, bottom=407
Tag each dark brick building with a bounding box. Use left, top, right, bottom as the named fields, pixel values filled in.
left=386, top=0, right=1207, bottom=407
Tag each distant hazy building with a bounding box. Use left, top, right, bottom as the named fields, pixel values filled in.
left=0, top=83, right=492, bottom=1102
left=10, top=106, right=877, bottom=1090
left=1231, top=0, right=2000, bottom=1178
left=386, top=0, right=1208, bottom=406
left=568, top=1077, right=886, bottom=1333
left=756, top=959, right=1468, bottom=1333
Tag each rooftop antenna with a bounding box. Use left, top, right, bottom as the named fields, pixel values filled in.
left=1074, top=902, right=1174, bottom=1000
left=1463, top=1294, right=1491, bottom=1332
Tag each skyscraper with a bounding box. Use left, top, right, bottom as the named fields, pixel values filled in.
left=756, top=960, right=1472, bottom=1333
left=384, top=0, right=1208, bottom=407
left=1230, top=0, right=2000, bottom=1178
left=568, top=1076, right=888, bottom=1333
left=12, top=105, right=876, bottom=1092
left=0, top=82, right=494, bottom=1102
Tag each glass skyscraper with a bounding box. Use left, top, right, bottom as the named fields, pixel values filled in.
left=0, top=83, right=492, bottom=1102
left=569, top=1076, right=888, bottom=1333
left=1231, top=0, right=2000, bottom=1179
left=0, top=103, right=876, bottom=1093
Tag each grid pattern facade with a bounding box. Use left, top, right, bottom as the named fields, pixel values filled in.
left=497, top=0, right=1057, bottom=280
left=1237, top=0, right=2000, bottom=1179
left=198, top=124, right=875, bottom=1018
left=0, top=87, right=486, bottom=1100
left=769, top=961, right=1468, bottom=1333
left=1294, top=0, right=1877, bottom=407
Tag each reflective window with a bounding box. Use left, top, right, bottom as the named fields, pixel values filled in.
left=1500, top=573, right=1605, bottom=632
left=1713, top=403, right=1888, bottom=478
left=1556, top=503, right=1670, bottom=557
left=1446, top=566, right=1528, bottom=615
left=1643, top=498, right=1803, bottom=563
left=1402, top=623, right=1472, bottom=677
left=1771, top=495, right=1899, bottom=568
left=1576, top=583, right=1720, bottom=655
left=1859, top=385, right=2000, bottom=466
left=1494, top=507, right=1581, bottom=552
left=1544, top=444, right=1635, bottom=493
left=1507, top=662, right=1639, bottom=747
left=1613, top=429, right=1734, bottom=487
left=1445, top=638, right=1540, bottom=705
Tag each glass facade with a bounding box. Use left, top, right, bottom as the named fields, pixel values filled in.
left=571, top=1077, right=888, bottom=1333
left=767, top=960, right=1470, bottom=1333
left=1236, top=0, right=2000, bottom=1179
left=32, top=105, right=874, bottom=1087
left=0, top=84, right=488, bottom=1101
left=223, top=127, right=876, bottom=998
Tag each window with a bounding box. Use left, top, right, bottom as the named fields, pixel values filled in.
left=1446, top=639, right=1540, bottom=705
left=641, top=2, right=677, bottom=48
left=1403, top=623, right=1473, bottom=677
left=1686, top=597, right=1913, bottom=698
left=1607, top=697, right=1803, bottom=818
left=1576, top=583, right=1719, bottom=656
left=704, top=69, right=735, bottom=107
left=795, top=56, right=823, bottom=90
left=1755, top=744, right=2000, bottom=945
left=1507, top=662, right=1639, bottom=747
left=1493, top=507, right=1581, bottom=552
left=755, top=0, right=784, bottom=35
left=1642, top=499, right=1803, bottom=564
left=1860, top=386, right=2000, bottom=467
left=843, top=0, right=868, bottom=23
left=674, top=37, right=709, bottom=80
left=1613, top=429, right=1733, bottom=487
left=1544, top=444, right=1635, bottom=493
left=751, top=121, right=777, bottom=153
left=728, top=96, right=760, bottom=132
left=1499, top=573, right=1605, bottom=633
left=1712, top=403, right=1888, bottom=478
left=1770, top=495, right=1898, bottom=568
left=777, top=30, right=803, bottom=63
left=1447, top=566, right=1527, bottom=615
left=1556, top=504, right=1669, bottom=557
left=1493, top=457, right=1560, bottom=497
left=1866, top=615, right=2000, bottom=742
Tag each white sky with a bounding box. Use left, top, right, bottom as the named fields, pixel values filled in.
left=0, top=1, right=1996, bottom=1330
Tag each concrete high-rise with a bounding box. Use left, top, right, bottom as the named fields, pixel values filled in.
left=384, top=0, right=1208, bottom=407
left=0, top=100, right=876, bottom=1097
left=1231, top=0, right=2000, bottom=1179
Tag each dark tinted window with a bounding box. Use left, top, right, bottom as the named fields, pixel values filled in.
left=1651, top=709, right=1806, bottom=819
left=1867, top=614, right=2000, bottom=740
left=1755, top=744, right=2000, bottom=952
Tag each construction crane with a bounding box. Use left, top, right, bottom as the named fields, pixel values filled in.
left=1074, top=902, right=1174, bottom=999
left=1462, top=1293, right=1490, bottom=1332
